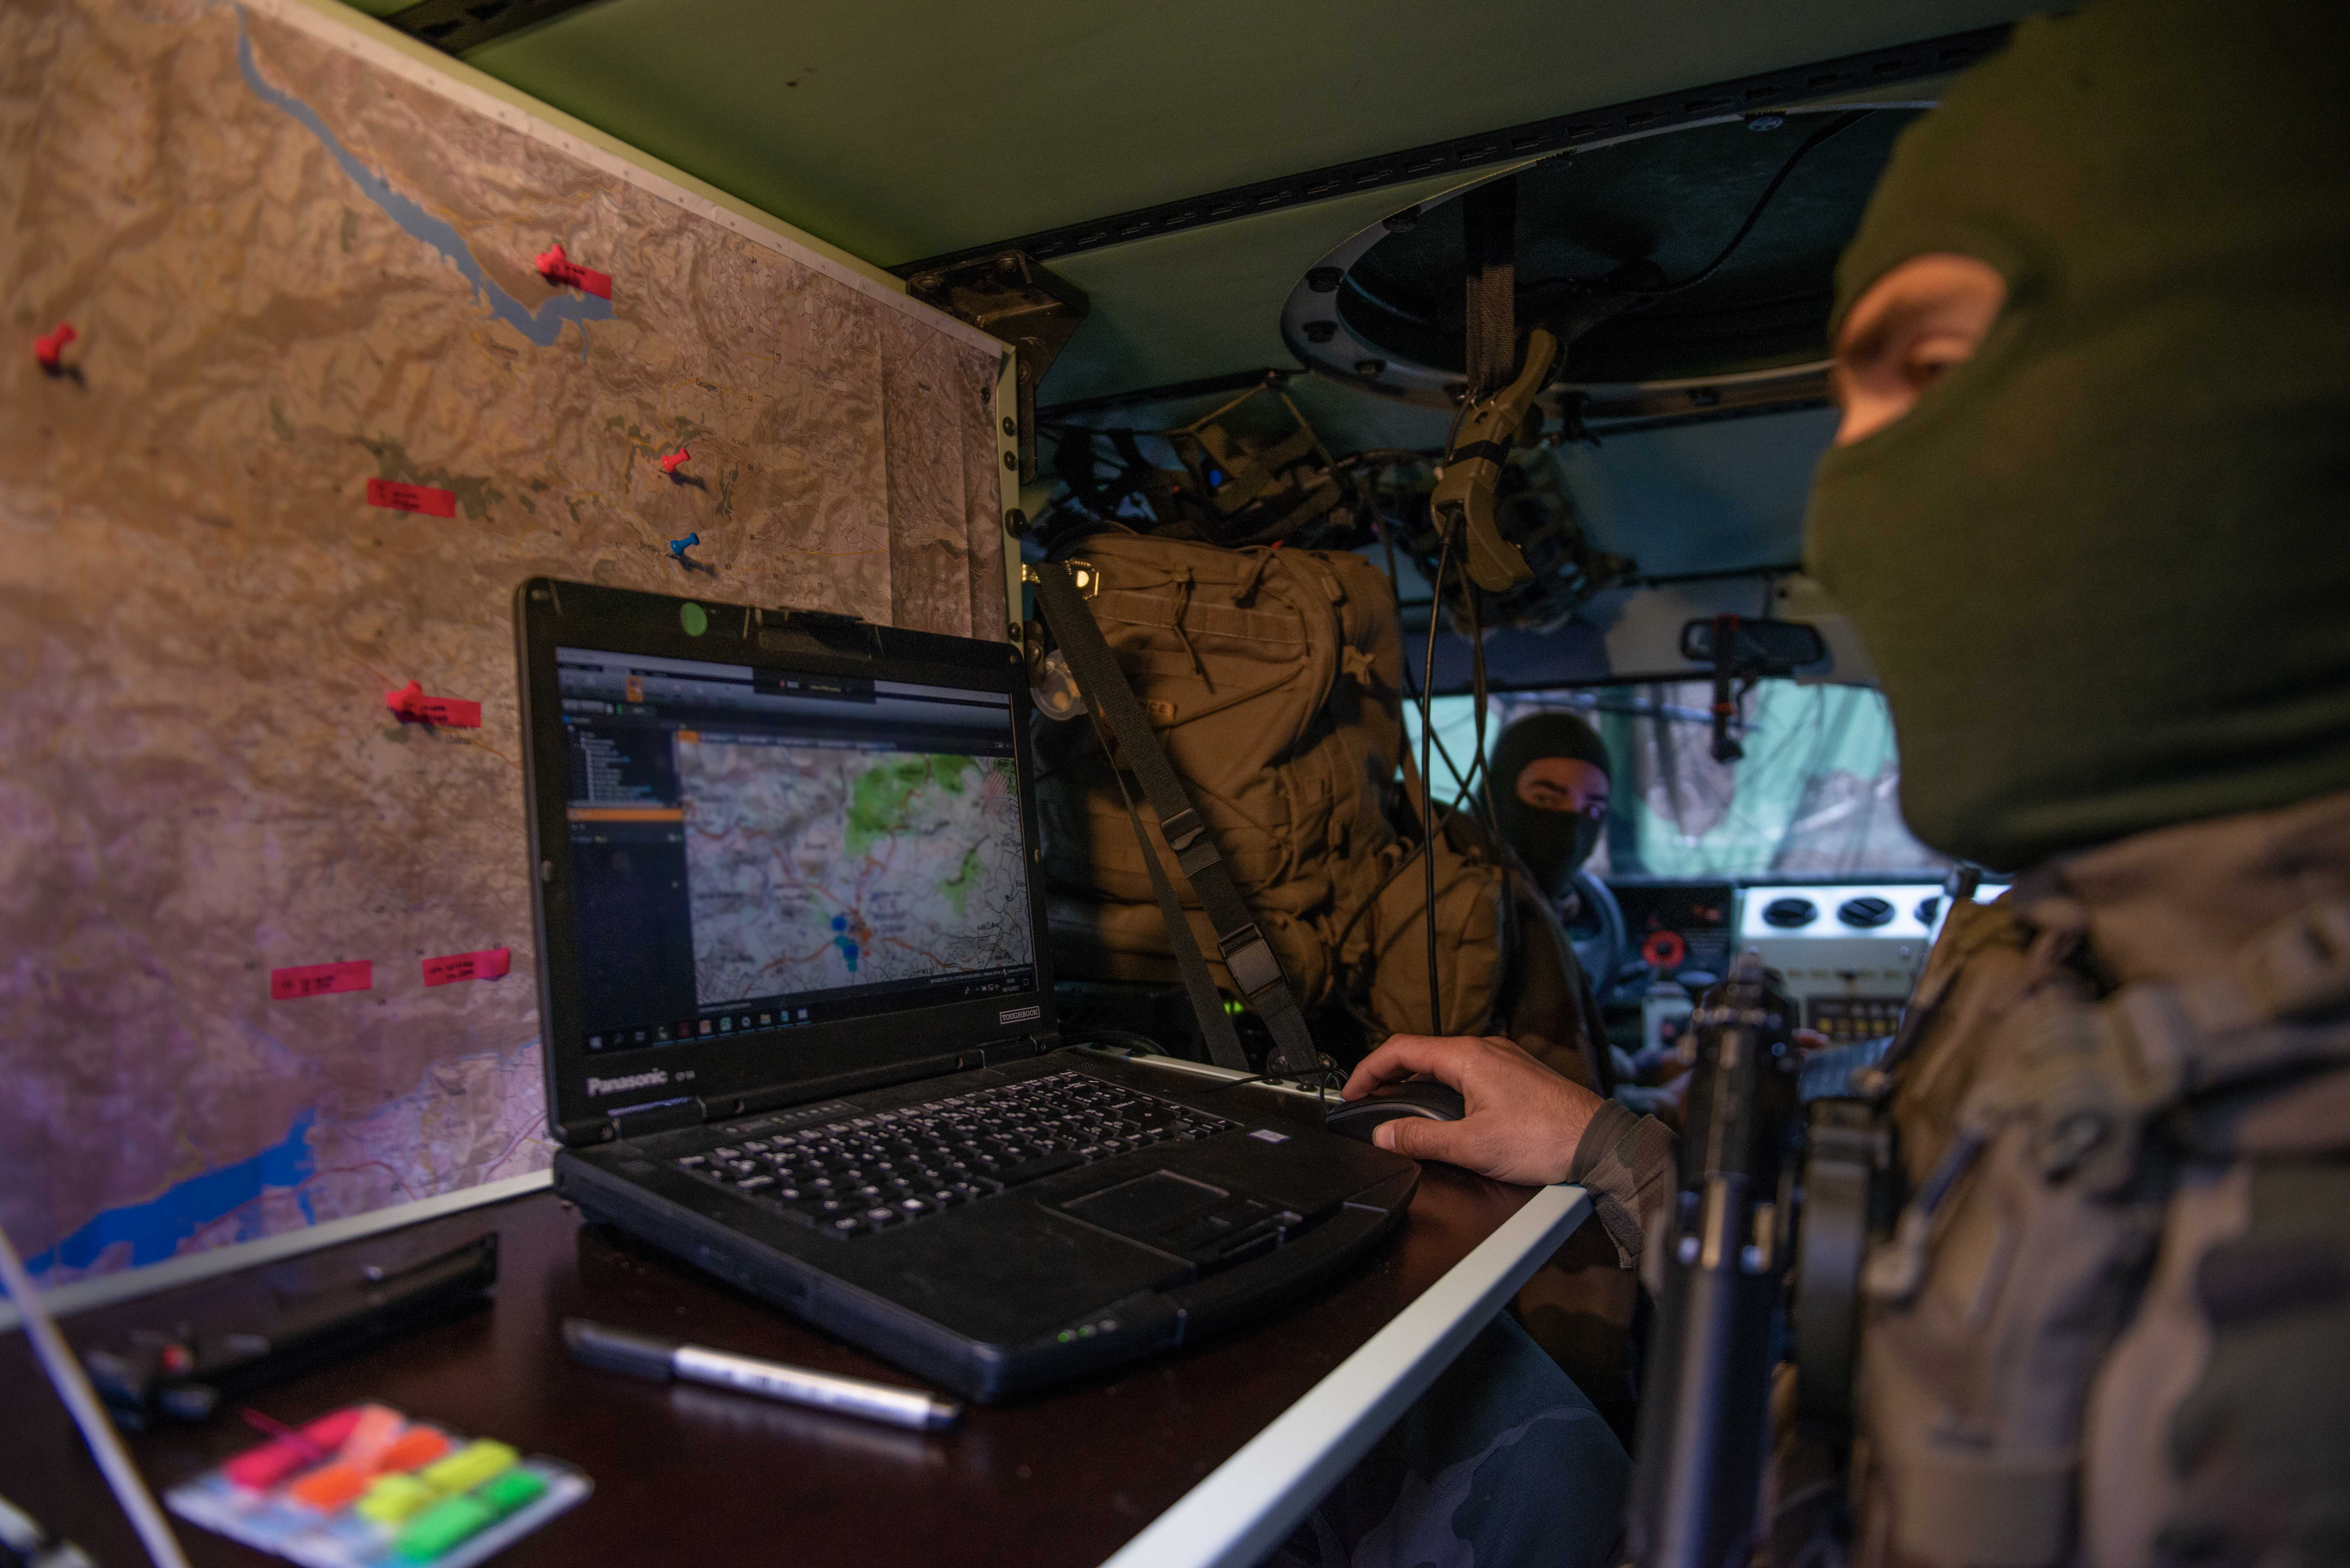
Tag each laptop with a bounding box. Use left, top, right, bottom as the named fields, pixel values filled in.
left=514, top=578, right=1419, bottom=1402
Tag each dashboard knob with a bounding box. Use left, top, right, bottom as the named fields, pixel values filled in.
left=1838, top=895, right=1895, bottom=929
left=1915, top=895, right=1942, bottom=925
left=1762, top=896, right=1818, bottom=929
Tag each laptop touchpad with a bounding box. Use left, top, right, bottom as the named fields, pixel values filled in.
left=1060, top=1172, right=1299, bottom=1266
left=1062, top=1171, right=1225, bottom=1233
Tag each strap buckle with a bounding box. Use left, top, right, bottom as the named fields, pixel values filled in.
left=1021, top=561, right=1099, bottom=596
left=1217, top=925, right=1285, bottom=1000
left=1157, top=807, right=1206, bottom=854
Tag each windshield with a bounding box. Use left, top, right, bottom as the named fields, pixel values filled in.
left=1404, top=680, right=1948, bottom=880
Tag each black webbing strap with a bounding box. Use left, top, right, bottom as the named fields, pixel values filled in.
left=1032, top=562, right=1321, bottom=1076
left=1108, top=763, right=1251, bottom=1071
left=1462, top=175, right=1518, bottom=400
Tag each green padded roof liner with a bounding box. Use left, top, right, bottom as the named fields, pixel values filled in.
left=457, top=0, right=2028, bottom=269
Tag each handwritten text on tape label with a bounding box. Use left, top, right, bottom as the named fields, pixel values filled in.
left=365, top=478, right=457, bottom=517
left=422, top=948, right=512, bottom=987
left=271, top=960, right=373, bottom=1000
left=385, top=681, right=483, bottom=727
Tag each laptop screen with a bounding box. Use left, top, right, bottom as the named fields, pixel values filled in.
left=554, top=645, right=1037, bottom=1059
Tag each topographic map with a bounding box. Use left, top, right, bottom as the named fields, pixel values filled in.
left=0, top=0, right=1004, bottom=1284
left=680, top=743, right=1031, bottom=1003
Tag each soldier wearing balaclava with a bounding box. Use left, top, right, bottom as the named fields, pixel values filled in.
left=1331, top=5, right=2350, bottom=1567
left=1805, top=0, right=2350, bottom=871
left=1489, top=712, right=1613, bottom=899
left=1794, top=4, right=2350, bottom=1562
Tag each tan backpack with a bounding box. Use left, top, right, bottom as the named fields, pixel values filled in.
left=1028, top=531, right=1512, bottom=1044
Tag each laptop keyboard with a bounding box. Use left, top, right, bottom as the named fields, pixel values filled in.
left=670, top=1070, right=1236, bottom=1240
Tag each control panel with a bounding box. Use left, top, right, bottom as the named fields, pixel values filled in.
left=1733, top=881, right=2007, bottom=1041
left=1612, top=882, right=1737, bottom=981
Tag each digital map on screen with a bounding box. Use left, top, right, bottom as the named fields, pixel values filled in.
left=679, top=743, right=1031, bottom=1004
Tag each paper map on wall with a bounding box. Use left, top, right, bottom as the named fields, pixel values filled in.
left=0, top=0, right=1007, bottom=1283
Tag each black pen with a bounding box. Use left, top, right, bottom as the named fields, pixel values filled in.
left=561, top=1318, right=961, bottom=1431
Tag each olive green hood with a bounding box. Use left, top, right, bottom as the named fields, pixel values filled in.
left=1803, top=0, right=2350, bottom=871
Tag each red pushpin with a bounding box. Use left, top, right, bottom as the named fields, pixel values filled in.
left=532, top=240, right=612, bottom=299
left=660, top=447, right=691, bottom=476
left=385, top=680, right=427, bottom=719
left=34, top=323, right=77, bottom=373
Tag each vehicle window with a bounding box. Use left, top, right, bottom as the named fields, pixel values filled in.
left=1403, top=680, right=1947, bottom=879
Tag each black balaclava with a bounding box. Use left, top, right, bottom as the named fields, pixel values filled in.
left=1803, top=0, right=2350, bottom=871
left=1490, top=712, right=1612, bottom=896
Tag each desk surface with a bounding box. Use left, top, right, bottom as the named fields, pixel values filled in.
left=2, top=1155, right=1569, bottom=1568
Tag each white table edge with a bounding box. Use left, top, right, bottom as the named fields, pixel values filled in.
left=1098, top=1180, right=1592, bottom=1568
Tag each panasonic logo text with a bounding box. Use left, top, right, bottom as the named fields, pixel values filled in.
left=587, top=1068, right=671, bottom=1098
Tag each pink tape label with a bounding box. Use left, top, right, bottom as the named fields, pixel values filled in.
left=270, top=960, right=373, bottom=1000
left=385, top=682, right=483, bottom=727
left=365, top=478, right=457, bottom=517
left=416, top=696, right=481, bottom=727
left=422, top=947, right=511, bottom=986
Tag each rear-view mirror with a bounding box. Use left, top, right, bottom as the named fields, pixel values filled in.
left=1679, top=616, right=1828, bottom=673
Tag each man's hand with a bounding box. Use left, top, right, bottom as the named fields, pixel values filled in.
left=1340, top=1034, right=1607, bottom=1186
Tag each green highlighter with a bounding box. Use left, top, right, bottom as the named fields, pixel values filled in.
left=476, top=1468, right=548, bottom=1517
left=391, top=1461, right=549, bottom=1561
left=393, top=1496, right=497, bottom=1562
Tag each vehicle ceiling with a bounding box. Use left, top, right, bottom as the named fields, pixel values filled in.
left=350, top=0, right=2043, bottom=588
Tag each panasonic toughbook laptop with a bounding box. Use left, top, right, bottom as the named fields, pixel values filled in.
left=515, top=578, right=1418, bottom=1401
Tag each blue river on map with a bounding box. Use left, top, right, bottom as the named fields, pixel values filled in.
left=12, top=1112, right=319, bottom=1285
left=235, top=11, right=612, bottom=352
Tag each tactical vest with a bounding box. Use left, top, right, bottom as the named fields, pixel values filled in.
left=1843, top=789, right=2350, bottom=1568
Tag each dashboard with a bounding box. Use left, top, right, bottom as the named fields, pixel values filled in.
left=1605, top=877, right=2008, bottom=1044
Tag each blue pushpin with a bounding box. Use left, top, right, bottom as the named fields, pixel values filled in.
left=668, top=531, right=699, bottom=563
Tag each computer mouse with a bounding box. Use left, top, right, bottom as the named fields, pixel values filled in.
left=1324, top=1079, right=1466, bottom=1142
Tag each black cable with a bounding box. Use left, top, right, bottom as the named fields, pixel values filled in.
left=1420, top=519, right=1456, bottom=1035
left=1345, top=508, right=1488, bottom=1027
left=1631, top=110, right=1871, bottom=297
left=1465, top=565, right=1494, bottom=836
left=1377, top=509, right=1485, bottom=806
left=1373, top=508, right=1480, bottom=818
left=1441, top=737, right=1490, bottom=821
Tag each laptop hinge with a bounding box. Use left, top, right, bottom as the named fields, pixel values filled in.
left=980, top=1031, right=1059, bottom=1066
left=555, top=1114, right=614, bottom=1147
